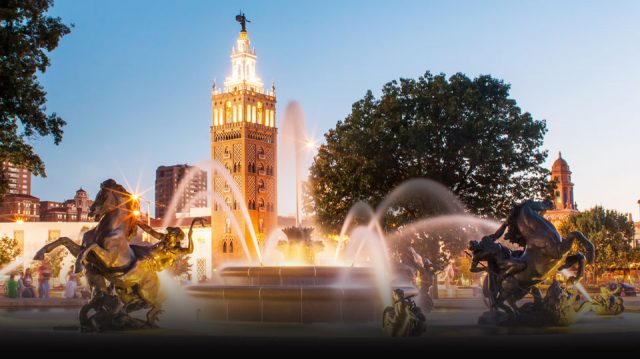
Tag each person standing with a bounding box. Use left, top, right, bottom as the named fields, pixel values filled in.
left=64, top=268, right=77, bottom=299
left=38, top=263, right=51, bottom=299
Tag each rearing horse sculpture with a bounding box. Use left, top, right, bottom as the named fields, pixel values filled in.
left=35, top=179, right=140, bottom=293
left=471, top=199, right=594, bottom=315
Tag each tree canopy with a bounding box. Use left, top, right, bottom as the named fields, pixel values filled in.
left=558, top=206, right=639, bottom=279
left=307, top=72, right=551, bottom=233
left=0, top=0, right=71, bottom=200
left=0, top=234, right=20, bottom=267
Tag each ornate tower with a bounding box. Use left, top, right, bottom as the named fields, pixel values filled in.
left=551, top=152, right=576, bottom=210
left=545, top=152, right=578, bottom=226
left=211, top=14, right=277, bottom=265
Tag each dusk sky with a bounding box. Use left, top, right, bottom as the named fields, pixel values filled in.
left=33, top=0, right=640, bottom=218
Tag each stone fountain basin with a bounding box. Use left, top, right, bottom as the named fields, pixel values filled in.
left=187, top=266, right=416, bottom=323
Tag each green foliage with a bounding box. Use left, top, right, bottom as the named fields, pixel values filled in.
left=0, top=0, right=72, bottom=200
left=558, top=206, right=639, bottom=278
left=169, top=254, right=192, bottom=280
left=306, top=72, right=550, bottom=234
left=0, top=234, right=20, bottom=267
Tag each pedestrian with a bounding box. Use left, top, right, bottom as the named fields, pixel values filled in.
left=38, top=263, right=51, bottom=298
left=64, top=268, right=77, bottom=299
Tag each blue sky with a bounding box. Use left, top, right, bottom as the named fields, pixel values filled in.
left=33, top=0, right=640, bottom=218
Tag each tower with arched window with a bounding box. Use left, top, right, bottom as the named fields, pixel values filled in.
left=545, top=151, right=579, bottom=226
left=211, top=17, right=278, bottom=265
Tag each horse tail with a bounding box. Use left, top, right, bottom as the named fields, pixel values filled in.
left=566, top=231, right=595, bottom=264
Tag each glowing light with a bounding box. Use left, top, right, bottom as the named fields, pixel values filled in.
left=131, top=194, right=140, bottom=201
left=133, top=210, right=141, bottom=217
left=15, top=218, right=24, bottom=224
left=305, top=138, right=317, bottom=149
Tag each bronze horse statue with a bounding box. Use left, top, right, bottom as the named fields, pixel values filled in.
left=34, top=179, right=201, bottom=329
left=35, top=179, right=140, bottom=296
left=470, top=199, right=594, bottom=315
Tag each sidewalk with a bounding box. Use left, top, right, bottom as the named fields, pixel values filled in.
left=0, top=297, right=86, bottom=308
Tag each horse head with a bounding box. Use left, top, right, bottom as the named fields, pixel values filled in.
left=89, top=179, right=140, bottom=236
left=469, top=235, right=501, bottom=261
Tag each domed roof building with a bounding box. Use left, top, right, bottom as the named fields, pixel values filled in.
left=545, top=152, right=579, bottom=225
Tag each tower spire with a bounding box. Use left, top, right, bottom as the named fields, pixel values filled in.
left=225, top=12, right=262, bottom=91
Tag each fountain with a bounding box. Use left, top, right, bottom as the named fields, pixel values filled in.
left=184, top=102, right=500, bottom=323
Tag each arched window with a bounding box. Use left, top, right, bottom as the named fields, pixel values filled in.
left=225, top=101, right=233, bottom=123
left=225, top=217, right=231, bottom=233
left=229, top=238, right=234, bottom=253
left=223, top=240, right=227, bottom=253
left=257, top=102, right=263, bottom=124
left=258, top=198, right=265, bottom=211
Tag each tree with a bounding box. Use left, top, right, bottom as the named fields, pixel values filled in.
left=0, top=0, right=72, bottom=201
left=558, top=206, right=639, bottom=282
left=307, top=72, right=550, bottom=233
left=0, top=234, right=20, bottom=267
left=169, top=254, right=192, bottom=281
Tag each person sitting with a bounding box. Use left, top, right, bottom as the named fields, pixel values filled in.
left=4, top=274, right=19, bottom=298
left=20, top=268, right=36, bottom=298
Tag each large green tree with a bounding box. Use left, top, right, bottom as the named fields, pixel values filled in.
left=0, top=0, right=71, bottom=201
left=558, top=206, right=638, bottom=281
left=307, top=72, right=551, bottom=233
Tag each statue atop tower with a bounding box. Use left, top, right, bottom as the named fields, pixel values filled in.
left=235, top=12, right=250, bottom=32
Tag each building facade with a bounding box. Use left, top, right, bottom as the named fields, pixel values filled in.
left=210, top=22, right=278, bottom=265
left=155, top=164, right=207, bottom=219
left=0, top=194, right=40, bottom=222
left=1, top=161, right=31, bottom=196
left=545, top=152, right=579, bottom=225
left=0, top=162, right=37, bottom=222
left=39, top=188, right=94, bottom=222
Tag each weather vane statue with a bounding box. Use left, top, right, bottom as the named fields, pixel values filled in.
left=235, top=11, right=250, bottom=32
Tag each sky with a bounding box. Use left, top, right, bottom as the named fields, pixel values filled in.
left=31, top=0, right=640, bottom=219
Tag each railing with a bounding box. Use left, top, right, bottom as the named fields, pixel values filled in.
left=258, top=170, right=266, bottom=176
left=258, top=153, right=266, bottom=160
left=258, top=187, right=266, bottom=193
left=223, top=153, right=231, bottom=159
left=258, top=206, right=266, bottom=212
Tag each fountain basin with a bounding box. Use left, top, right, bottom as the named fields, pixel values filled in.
left=187, top=266, right=415, bottom=323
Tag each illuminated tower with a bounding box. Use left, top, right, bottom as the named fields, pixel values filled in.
left=210, top=14, right=277, bottom=265
left=545, top=151, right=578, bottom=226
left=551, top=152, right=575, bottom=210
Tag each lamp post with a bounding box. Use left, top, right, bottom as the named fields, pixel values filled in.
left=132, top=194, right=153, bottom=241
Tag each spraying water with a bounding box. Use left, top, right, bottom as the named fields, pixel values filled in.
left=561, top=269, right=592, bottom=302
left=210, top=160, right=263, bottom=263
left=0, top=258, right=24, bottom=278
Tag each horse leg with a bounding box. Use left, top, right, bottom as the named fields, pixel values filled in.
left=563, top=231, right=595, bottom=264
left=495, top=291, right=515, bottom=315
left=34, top=237, right=82, bottom=260
left=530, top=286, right=543, bottom=305
left=560, top=254, right=586, bottom=284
